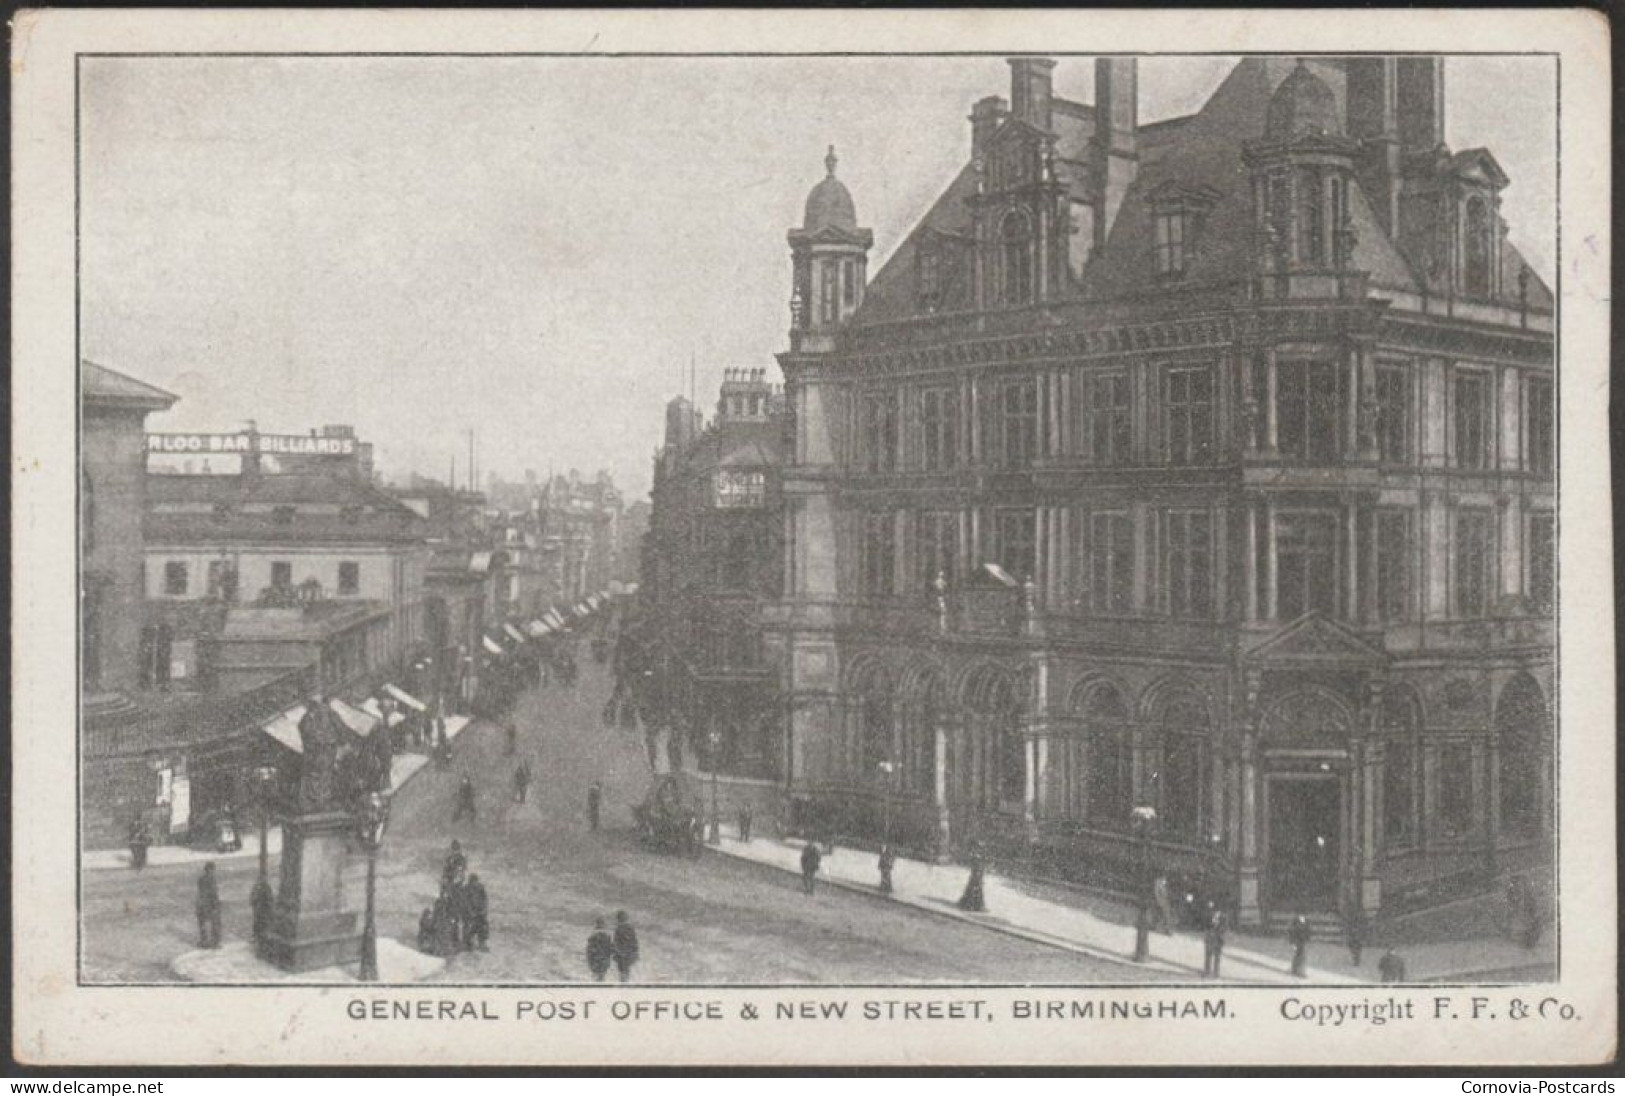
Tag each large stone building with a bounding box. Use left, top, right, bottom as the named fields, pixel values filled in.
left=766, top=56, right=1555, bottom=926
left=641, top=371, right=788, bottom=779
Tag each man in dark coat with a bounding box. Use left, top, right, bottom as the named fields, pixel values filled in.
left=464, top=874, right=490, bottom=952
left=738, top=806, right=753, bottom=843
left=128, top=815, right=151, bottom=870
left=1288, top=914, right=1312, bottom=977
left=453, top=775, right=477, bottom=823
left=443, top=839, right=467, bottom=887
left=195, top=862, right=222, bottom=949
left=432, top=881, right=459, bottom=957
left=612, top=911, right=640, bottom=982
left=957, top=856, right=987, bottom=913
left=799, top=841, right=822, bottom=895
left=586, top=782, right=602, bottom=832
left=1203, top=909, right=1227, bottom=978
left=878, top=844, right=896, bottom=895
left=513, top=761, right=532, bottom=804
left=586, top=919, right=614, bottom=982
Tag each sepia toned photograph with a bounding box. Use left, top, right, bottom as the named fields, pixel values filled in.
left=12, top=8, right=1613, bottom=1069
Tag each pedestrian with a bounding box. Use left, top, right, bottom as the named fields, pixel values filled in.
left=586, top=918, right=615, bottom=982
left=878, top=844, right=895, bottom=895
left=612, top=911, right=640, bottom=983
left=128, top=815, right=151, bottom=870
left=1378, top=949, right=1407, bottom=984
left=799, top=841, right=822, bottom=895
left=417, top=908, right=435, bottom=954
left=505, top=723, right=517, bottom=757
left=513, top=761, right=532, bottom=804
left=453, top=775, right=477, bottom=823
left=587, top=782, right=602, bottom=832
left=738, top=805, right=753, bottom=843
left=443, top=839, right=467, bottom=887
left=1133, top=900, right=1153, bottom=963
left=1345, top=908, right=1369, bottom=967
left=433, top=881, right=459, bottom=957
left=1203, top=909, right=1227, bottom=978
left=1288, top=914, right=1312, bottom=977
left=464, top=873, right=490, bottom=952
left=957, top=855, right=987, bottom=913
left=1151, top=874, right=1174, bottom=935
left=195, top=862, right=222, bottom=949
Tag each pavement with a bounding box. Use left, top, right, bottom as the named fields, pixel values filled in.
left=84, top=714, right=472, bottom=872
left=171, top=938, right=444, bottom=983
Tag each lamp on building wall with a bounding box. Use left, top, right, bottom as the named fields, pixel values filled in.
left=354, top=791, right=391, bottom=981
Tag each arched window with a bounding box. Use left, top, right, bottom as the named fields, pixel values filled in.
left=964, top=665, right=1023, bottom=808
left=1081, top=684, right=1132, bottom=827
left=1000, top=211, right=1034, bottom=306
left=1496, top=675, right=1548, bottom=839
left=1464, top=197, right=1492, bottom=297
left=1154, top=690, right=1210, bottom=839
left=899, top=666, right=945, bottom=795
left=1381, top=687, right=1422, bottom=847
left=846, top=662, right=896, bottom=780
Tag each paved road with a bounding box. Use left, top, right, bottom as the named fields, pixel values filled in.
left=83, top=657, right=1174, bottom=984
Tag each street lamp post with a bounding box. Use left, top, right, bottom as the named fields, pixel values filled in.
left=355, top=792, right=391, bottom=982
left=706, top=729, right=722, bottom=844
left=250, top=764, right=278, bottom=954
left=876, top=759, right=896, bottom=849
left=1131, top=804, right=1158, bottom=902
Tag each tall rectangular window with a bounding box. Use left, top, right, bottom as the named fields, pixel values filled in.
left=1277, top=511, right=1339, bottom=619
left=1375, top=363, right=1413, bottom=463
left=860, top=512, right=896, bottom=598
left=1375, top=509, right=1414, bottom=622
left=206, top=560, right=238, bottom=602
left=995, top=509, right=1037, bottom=583
left=1383, top=740, right=1415, bottom=845
left=1453, top=370, right=1492, bottom=470
left=1526, top=375, right=1554, bottom=475
left=1437, top=743, right=1473, bottom=837
left=1454, top=510, right=1493, bottom=618
left=860, top=391, right=898, bottom=473
left=1277, top=360, right=1343, bottom=463
left=1001, top=378, right=1039, bottom=469
left=1088, top=512, right=1133, bottom=614
left=920, top=386, right=957, bottom=472
left=338, top=561, right=361, bottom=596
left=1163, top=366, right=1214, bottom=465
left=842, top=259, right=858, bottom=307
left=1528, top=512, right=1555, bottom=612
left=164, top=560, right=189, bottom=597
left=1153, top=211, right=1189, bottom=276
left=820, top=264, right=837, bottom=324
left=1086, top=371, right=1131, bottom=466
left=1162, top=509, right=1212, bottom=618
left=271, top=560, right=293, bottom=589
left=917, top=510, right=958, bottom=591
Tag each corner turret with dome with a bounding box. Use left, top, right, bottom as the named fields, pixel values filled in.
left=787, top=145, right=873, bottom=349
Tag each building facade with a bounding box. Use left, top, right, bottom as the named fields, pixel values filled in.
left=767, top=56, right=1555, bottom=925
left=641, top=372, right=788, bottom=779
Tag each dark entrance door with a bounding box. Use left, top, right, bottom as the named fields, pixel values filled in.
left=1267, top=777, right=1342, bottom=911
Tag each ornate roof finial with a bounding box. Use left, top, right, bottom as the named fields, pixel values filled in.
left=825, top=144, right=838, bottom=177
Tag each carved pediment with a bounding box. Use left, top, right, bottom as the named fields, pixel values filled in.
left=1243, top=611, right=1387, bottom=667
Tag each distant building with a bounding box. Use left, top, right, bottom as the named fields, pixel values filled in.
left=769, top=57, right=1554, bottom=926
left=641, top=370, right=787, bottom=780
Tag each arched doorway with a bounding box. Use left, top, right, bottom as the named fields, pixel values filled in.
left=1496, top=674, right=1549, bottom=841
left=1146, top=684, right=1212, bottom=842
left=1260, top=689, right=1353, bottom=912
left=1075, top=681, right=1131, bottom=829
left=959, top=663, right=1023, bottom=819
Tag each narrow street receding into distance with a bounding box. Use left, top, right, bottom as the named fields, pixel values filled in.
left=84, top=657, right=1173, bottom=984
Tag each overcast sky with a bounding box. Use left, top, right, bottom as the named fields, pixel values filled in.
left=81, top=55, right=1555, bottom=498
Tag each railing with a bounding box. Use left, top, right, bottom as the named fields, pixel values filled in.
left=83, top=664, right=318, bottom=758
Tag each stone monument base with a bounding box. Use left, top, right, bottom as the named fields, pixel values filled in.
left=172, top=939, right=445, bottom=984
left=260, top=809, right=362, bottom=972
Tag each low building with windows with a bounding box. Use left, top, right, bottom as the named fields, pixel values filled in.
left=142, top=469, right=432, bottom=694
left=639, top=370, right=788, bottom=784
left=767, top=56, right=1554, bottom=926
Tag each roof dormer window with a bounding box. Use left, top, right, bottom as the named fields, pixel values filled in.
left=1149, top=184, right=1218, bottom=280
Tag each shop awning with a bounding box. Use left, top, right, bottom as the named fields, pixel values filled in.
left=544, top=610, right=566, bottom=629
left=503, top=623, right=528, bottom=644
left=526, top=619, right=552, bottom=637
left=482, top=635, right=505, bottom=656
left=261, top=704, right=309, bottom=753
left=329, top=698, right=379, bottom=737
left=383, top=683, right=426, bottom=712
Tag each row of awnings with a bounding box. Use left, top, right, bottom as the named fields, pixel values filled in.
left=260, top=681, right=429, bottom=753
left=481, top=588, right=623, bottom=657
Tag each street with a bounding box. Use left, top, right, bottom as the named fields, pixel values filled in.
left=83, top=657, right=1175, bottom=984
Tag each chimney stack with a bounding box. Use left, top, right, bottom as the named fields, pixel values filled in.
left=1092, top=57, right=1139, bottom=246
left=970, top=95, right=1007, bottom=156
left=1008, top=57, right=1056, bottom=131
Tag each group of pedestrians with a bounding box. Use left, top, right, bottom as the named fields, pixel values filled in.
left=585, top=911, right=640, bottom=982
left=419, top=840, right=490, bottom=957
